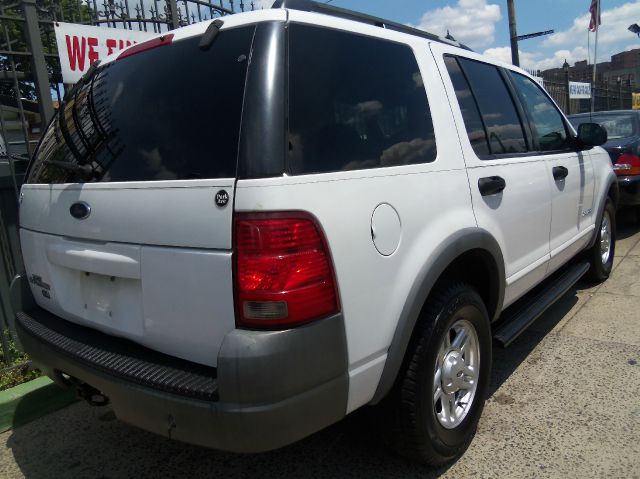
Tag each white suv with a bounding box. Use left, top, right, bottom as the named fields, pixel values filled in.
left=12, top=0, right=616, bottom=465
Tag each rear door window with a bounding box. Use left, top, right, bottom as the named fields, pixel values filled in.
left=27, top=26, right=255, bottom=184
left=287, top=24, right=436, bottom=175
left=444, top=55, right=490, bottom=156
left=456, top=57, right=528, bottom=156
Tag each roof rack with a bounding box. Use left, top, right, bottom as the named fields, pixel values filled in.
left=271, top=0, right=471, bottom=51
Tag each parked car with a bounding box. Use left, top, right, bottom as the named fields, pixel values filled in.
left=11, top=0, right=616, bottom=466
left=568, top=110, right=640, bottom=218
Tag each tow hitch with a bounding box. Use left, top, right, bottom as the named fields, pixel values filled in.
left=69, top=378, right=110, bottom=406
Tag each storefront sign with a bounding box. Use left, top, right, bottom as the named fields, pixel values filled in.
left=54, top=22, right=156, bottom=83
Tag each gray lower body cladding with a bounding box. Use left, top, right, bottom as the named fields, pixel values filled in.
left=13, top=277, right=348, bottom=453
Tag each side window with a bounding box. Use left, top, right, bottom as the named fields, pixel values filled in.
left=509, top=72, right=569, bottom=151
left=458, top=58, right=528, bottom=155
left=287, top=25, right=436, bottom=175
left=444, top=56, right=490, bottom=156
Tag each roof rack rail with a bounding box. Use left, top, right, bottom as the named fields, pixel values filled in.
left=271, top=0, right=471, bottom=51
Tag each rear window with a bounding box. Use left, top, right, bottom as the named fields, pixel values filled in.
left=27, top=26, right=255, bottom=184
left=287, top=24, right=436, bottom=175
left=569, top=114, right=637, bottom=140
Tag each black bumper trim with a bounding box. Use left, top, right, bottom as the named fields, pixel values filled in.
left=16, top=306, right=349, bottom=453
left=618, top=175, right=640, bottom=206
left=16, top=308, right=218, bottom=401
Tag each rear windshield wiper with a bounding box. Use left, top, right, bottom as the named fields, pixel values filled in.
left=199, top=19, right=224, bottom=50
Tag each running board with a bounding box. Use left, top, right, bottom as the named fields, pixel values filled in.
left=494, top=262, right=590, bottom=347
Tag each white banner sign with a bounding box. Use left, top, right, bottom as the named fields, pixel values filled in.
left=54, top=22, right=156, bottom=83
left=569, top=81, right=592, bottom=99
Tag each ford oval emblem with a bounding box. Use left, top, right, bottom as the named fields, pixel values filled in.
left=69, top=201, right=91, bottom=220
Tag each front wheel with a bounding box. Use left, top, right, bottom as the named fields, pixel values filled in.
left=586, top=199, right=616, bottom=282
left=383, top=282, right=492, bottom=465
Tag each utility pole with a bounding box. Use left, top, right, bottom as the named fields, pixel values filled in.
left=507, top=0, right=520, bottom=67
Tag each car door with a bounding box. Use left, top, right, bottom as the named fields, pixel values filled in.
left=433, top=45, right=552, bottom=307
left=507, top=71, right=595, bottom=274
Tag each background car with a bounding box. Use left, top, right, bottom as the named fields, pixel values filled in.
left=569, top=110, right=640, bottom=220
left=0, top=132, right=6, bottom=159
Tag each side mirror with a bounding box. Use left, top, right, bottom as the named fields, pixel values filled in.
left=576, top=122, right=607, bottom=149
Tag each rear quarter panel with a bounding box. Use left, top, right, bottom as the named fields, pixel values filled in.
left=235, top=31, right=476, bottom=413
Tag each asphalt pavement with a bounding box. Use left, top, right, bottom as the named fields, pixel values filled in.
left=0, top=212, right=638, bottom=479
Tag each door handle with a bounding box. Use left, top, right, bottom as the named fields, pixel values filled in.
left=478, top=176, right=506, bottom=196
left=553, top=166, right=569, bottom=180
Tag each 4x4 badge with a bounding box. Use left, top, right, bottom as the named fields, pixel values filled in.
left=215, top=190, right=229, bottom=208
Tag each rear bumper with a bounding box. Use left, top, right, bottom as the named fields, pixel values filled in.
left=618, top=175, right=640, bottom=206
left=11, top=274, right=348, bottom=453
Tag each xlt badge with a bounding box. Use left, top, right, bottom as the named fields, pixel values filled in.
left=29, top=274, right=51, bottom=299
left=28, top=274, right=50, bottom=291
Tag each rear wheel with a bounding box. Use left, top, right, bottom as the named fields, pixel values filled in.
left=586, top=199, right=616, bottom=282
left=383, top=282, right=491, bottom=465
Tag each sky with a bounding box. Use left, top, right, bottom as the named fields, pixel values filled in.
left=254, top=0, right=640, bottom=72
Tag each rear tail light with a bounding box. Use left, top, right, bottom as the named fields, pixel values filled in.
left=234, top=212, right=340, bottom=329
left=613, top=153, right=640, bottom=176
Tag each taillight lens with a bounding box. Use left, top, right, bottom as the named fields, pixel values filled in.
left=613, top=153, right=640, bottom=176
left=234, top=212, right=340, bottom=329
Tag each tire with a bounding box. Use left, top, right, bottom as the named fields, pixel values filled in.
left=382, top=282, right=492, bottom=465
left=586, top=199, right=616, bottom=282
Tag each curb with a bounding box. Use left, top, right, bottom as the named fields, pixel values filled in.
left=0, top=377, right=77, bottom=433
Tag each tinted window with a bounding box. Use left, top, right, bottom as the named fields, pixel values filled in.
left=510, top=72, right=569, bottom=151
left=569, top=114, right=636, bottom=140
left=27, top=27, right=255, bottom=184
left=288, top=25, right=436, bottom=175
left=458, top=58, right=527, bottom=155
left=444, top=56, right=490, bottom=156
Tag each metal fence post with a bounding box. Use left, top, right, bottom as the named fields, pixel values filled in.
left=22, top=0, right=54, bottom=128
left=564, top=68, right=571, bottom=115
left=169, top=0, right=180, bottom=29
left=618, top=81, right=623, bottom=110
